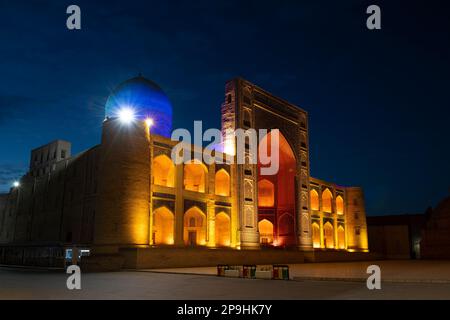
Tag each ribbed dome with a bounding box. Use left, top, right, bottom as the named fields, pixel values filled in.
left=105, top=75, right=173, bottom=137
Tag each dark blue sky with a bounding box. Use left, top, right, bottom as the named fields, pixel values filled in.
left=0, top=0, right=449, bottom=215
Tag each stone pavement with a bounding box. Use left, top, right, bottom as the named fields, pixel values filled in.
left=147, top=260, right=450, bottom=283
left=1, top=266, right=450, bottom=299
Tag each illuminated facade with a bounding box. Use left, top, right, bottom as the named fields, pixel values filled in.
left=0, top=76, right=368, bottom=268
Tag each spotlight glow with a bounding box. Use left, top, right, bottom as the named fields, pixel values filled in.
left=13, top=181, right=20, bottom=188
left=145, top=117, right=154, bottom=127
left=117, top=107, right=136, bottom=124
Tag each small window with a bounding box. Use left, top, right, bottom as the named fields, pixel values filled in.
left=61, top=150, right=66, bottom=159
left=354, top=211, right=359, bottom=220
left=189, top=217, right=196, bottom=227
left=227, top=94, right=232, bottom=103
left=53, top=151, right=57, bottom=159
left=355, top=227, right=361, bottom=236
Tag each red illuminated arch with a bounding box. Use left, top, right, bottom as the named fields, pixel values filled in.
left=257, top=131, right=297, bottom=247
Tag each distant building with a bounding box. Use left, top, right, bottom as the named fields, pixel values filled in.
left=0, top=76, right=369, bottom=269
left=421, top=195, right=450, bottom=259
left=367, top=214, right=426, bottom=259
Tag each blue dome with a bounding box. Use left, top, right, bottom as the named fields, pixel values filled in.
left=105, top=76, right=173, bottom=137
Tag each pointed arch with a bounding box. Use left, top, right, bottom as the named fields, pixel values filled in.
left=336, top=195, right=344, bottom=215
left=215, top=212, right=231, bottom=247
left=183, top=206, right=206, bottom=246
left=323, top=222, right=335, bottom=249
left=322, top=188, right=333, bottom=213
left=153, top=207, right=174, bottom=245
left=258, top=130, right=297, bottom=246
left=310, top=189, right=319, bottom=211
left=312, top=222, right=321, bottom=248
left=258, top=219, right=274, bottom=245
left=258, top=179, right=274, bottom=207
left=184, top=160, right=208, bottom=193
left=215, top=169, right=230, bottom=196
left=153, top=154, right=175, bottom=187
left=337, top=225, right=345, bottom=249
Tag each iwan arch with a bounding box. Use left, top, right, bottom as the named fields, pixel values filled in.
left=0, top=76, right=368, bottom=269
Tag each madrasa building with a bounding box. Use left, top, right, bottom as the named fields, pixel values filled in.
left=0, top=76, right=369, bottom=270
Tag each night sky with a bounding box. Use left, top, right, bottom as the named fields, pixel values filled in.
left=0, top=0, right=449, bottom=216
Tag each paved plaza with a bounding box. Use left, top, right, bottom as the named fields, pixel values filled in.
left=1, top=260, right=450, bottom=299
left=150, top=260, right=450, bottom=283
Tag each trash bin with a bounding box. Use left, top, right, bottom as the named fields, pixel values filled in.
left=243, top=265, right=256, bottom=278
left=273, top=265, right=289, bottom=280
left=217, top=264, right=229, bottom=276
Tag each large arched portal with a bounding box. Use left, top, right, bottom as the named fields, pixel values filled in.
left=153, top=207, right=174, bottom=245
left=257, top=131, right=297, bottom=247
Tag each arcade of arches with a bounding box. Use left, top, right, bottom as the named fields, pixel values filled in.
left=309, top=186, right=348, bottom=250
left=147, top=134, right=359, bottom=251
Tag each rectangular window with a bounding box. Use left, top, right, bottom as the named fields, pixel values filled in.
left=355, top=227, right=361, bottom=236
left=61, top=150, right=66, bottom=159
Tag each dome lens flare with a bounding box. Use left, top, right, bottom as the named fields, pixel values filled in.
left=118, top=107, right=136, bottom=124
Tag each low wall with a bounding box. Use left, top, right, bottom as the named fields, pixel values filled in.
left=304, top=250, right=383, bottom=263
left=0, top=245, right=65, bottom=268
left=120, top=247, right=306, bottom=269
